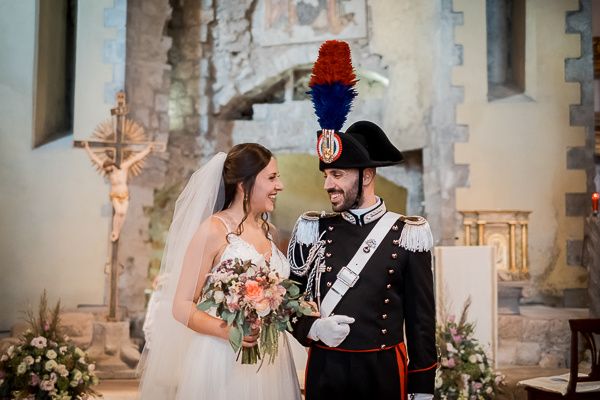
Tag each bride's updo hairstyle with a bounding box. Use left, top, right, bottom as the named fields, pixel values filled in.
left=222, top=143, right=273, bottom=238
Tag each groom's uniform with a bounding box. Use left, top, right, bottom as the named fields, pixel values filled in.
left=288, top=122, right=437, bottom=399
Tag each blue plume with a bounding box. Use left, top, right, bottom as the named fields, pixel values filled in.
left=308, top=82, right=357, bottom=132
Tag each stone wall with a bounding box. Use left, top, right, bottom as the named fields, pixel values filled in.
left=120, top=0, right=172, bottom=333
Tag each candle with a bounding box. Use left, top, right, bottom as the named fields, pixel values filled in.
left=593, top=192, right=599, bottom=214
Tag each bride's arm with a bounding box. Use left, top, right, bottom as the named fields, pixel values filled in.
left=172, top=217, right=230, bottom=340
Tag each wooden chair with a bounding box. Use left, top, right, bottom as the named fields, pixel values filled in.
left=522, top=318, right=600, bottom=399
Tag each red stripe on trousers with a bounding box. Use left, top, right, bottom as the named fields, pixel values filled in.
left=394, top=342, right=408, bottom=400
left=305, top=347, right=312, bottom=395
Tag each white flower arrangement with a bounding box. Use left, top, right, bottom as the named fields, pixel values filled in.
left=0, top=291, right=99, bottom=399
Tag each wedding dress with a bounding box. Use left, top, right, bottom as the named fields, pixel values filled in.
left=174, top=220, right=302, bottom=400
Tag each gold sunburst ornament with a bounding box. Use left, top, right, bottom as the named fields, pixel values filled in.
left=89, top=117, right=148, bottom=177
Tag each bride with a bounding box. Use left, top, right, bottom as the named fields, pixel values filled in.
left=138, top=143, right=302, bottom=399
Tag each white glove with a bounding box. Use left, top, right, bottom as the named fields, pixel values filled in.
left=308, top=315, right=355, bottom=347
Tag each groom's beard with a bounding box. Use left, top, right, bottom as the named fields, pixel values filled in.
left=327, top=177, right=361, bottom=212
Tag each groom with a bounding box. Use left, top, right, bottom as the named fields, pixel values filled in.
left=288, top=120, right=437, bottom=400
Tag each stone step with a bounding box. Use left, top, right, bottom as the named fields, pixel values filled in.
left=497, top=306, right=588, bottom=368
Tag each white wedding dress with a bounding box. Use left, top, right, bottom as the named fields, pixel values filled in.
left=174, top=229, right=302, bottom=400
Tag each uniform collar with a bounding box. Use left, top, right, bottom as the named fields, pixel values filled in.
left=341, top=198, right=387, bottom=226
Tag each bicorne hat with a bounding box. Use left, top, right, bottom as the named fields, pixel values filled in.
left=308, top=41, right=404, bottom=171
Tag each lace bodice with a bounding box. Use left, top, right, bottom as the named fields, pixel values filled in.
left=214, top=216, right=290, bottom=278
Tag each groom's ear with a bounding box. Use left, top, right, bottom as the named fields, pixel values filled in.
left=363, top=168, right=376, bottom=186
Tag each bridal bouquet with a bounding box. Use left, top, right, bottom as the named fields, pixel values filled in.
left=198, top=258, right=316, bottom=365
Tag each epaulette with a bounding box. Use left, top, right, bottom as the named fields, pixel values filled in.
left=292, top=211, right=338, bottom=246
left=398, top=215, right=434, bottom=252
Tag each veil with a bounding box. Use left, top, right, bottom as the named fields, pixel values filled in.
left=138, top=152, right=227, bottom=399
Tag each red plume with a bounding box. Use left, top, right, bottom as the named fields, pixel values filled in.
left=309, top=40, right=357, bottom=87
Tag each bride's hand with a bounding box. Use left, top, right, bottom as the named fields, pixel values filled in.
left=241, top=327, right=259, bottom=348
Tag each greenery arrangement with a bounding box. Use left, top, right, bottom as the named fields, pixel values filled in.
left=0, top=291, right=99, bottom=400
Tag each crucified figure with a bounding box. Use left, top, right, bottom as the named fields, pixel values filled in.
left=84, top=142, right=154, bottom=242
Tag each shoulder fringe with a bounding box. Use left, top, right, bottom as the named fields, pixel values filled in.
left=399, top=215, right=434, bottom=252
left=292, top=211, right=337, bottom=246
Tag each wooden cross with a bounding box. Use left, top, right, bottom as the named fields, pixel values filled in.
left=75, top=91, right=165, bottom=321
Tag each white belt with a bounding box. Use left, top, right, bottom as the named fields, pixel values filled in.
left=320, top=212, right=399, bottom=317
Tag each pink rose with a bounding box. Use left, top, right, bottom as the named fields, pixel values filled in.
left=447, top=357, right=456, bottom=368
left=447, top=315, right=456, bottom=323
left=245, top=280, right=264, bottom=301
left=453, top=334, right=462, bottom=344
left=449, top=328, right=457, bottom=335
left=29, top=373, right=40, bottom=386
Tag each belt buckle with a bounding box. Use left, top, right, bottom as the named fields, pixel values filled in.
left=337, top=266, right=359, bottom=287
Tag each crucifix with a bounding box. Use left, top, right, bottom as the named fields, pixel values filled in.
left=75, top=91, right=165, bottom=321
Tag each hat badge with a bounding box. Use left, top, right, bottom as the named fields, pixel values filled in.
left=317, top=129, right=342, bottom=164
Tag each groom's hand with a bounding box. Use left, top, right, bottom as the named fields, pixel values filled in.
left=308, top=315, right=355, bottom=347
left=242, top=327, right=260, bottom=348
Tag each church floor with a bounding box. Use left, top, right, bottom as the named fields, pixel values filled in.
left=94, top=366, right=567, bottom=399
left=95, top=379, right=139, bottom=400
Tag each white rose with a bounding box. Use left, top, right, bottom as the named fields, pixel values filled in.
left=7, top=346, right=14, bottom=357
left=17, top=362, right=27, bottom=375
left=59, top=346, right=67, bottom=355
left=1, top=354, right=8, bottom=362
left=74, top=348, right=85, bottom=359
left=56, top=364, right=69, bottom=377
left=468, top=354, right=477, bottom=363
left=35, top=356, right=41, bottom=363
left=446, top=342, right=457, bottom=353
left=486, top=386, right=493, bottom=394
left=87, top=364, right=96, bottom=373
left=72, top=369, right=82, bottom=381
left=46, top=350, right=57, bottom=360
left=45, top=359, right=58, bottom=371
left=213, top=290, right=225, bottom=303
left=435, top=376, right=443, bottom=389
left=23, top=355, right=34, bottom=365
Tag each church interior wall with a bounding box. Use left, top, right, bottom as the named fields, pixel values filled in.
left=453, top=0, right=589, bottom=295
left=0, top=0, right=118, bottom=330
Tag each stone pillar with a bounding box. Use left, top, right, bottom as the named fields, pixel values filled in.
left=584, top=215, right=600, bottom=317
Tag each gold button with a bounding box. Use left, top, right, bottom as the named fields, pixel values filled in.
left=326, top=253, right=332, bottom=258
left=326, top=282, right=332, bottom=287
left=380, top=344, right=386, bottom=349
left=328, top=226, right=334, bottom=231
left=388, top=269, right=395, bottom=275
left=384, top=298, right=390, bottom=304
left=392, top=225, right=399, bottom=231
left=386, top=284, right=392, bottom=289
left=381, top=329, right=388, bottom=334
left=391, top=253, right=398, bottom=259
left=382, top=314, right=388, bottom=320
left=326, top=266, right=332, bottom=272
left=393, top=239, right=399, bottom=245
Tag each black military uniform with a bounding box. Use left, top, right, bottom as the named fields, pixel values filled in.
left=288, top=121, right=437, bottom=399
